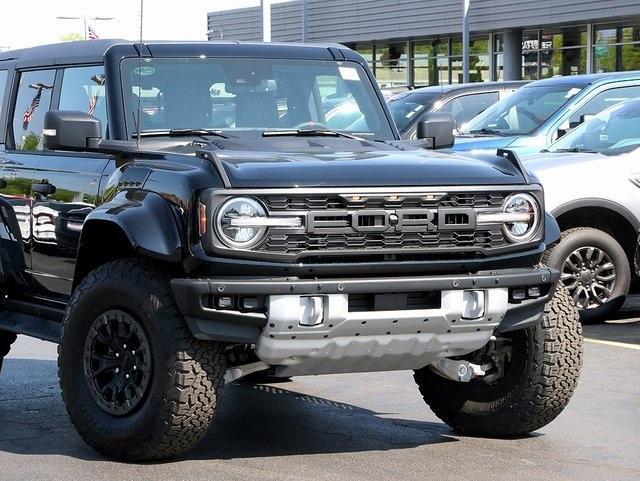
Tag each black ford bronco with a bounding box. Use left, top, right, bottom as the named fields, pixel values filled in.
left=0, top=40, right=582, bottom=461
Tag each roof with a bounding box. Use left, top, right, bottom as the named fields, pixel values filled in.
left=0, top=40, right=358, bottom=69
left=521, top=71, right=640, bottom=88
left=408, top=80, right=528, bottom=96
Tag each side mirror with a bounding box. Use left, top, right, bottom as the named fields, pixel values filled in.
left=43, top=110, right=101, bottom=151
left=416, top=112, right=455, bottom=149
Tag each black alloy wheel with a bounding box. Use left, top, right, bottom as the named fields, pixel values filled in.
left=83, top=309, right=152, bottom=416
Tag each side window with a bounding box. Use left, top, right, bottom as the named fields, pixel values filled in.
left=59, top=66, right=107, bottom=137
left=12, top=69, right=55, bottom=151
left=441, top=92, right=499, bottom=125
left=570, top=85, right=640, bottom=124
left=0, top=70, right=8, bottom=121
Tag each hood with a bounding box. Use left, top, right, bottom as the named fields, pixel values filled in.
left=214, top=148, right=528, bottom=188
left=451, top=135, right=516, bottom=152
left=523, top=151, right=607, bottom=173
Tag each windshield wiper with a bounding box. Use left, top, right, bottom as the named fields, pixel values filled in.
left=135, top=128, right=228, bottom=139
left=465, top=128, right=505, bottom=136
left=262, top=128, right=364, bottom=141
left=550, top=147, right=600, bottom=153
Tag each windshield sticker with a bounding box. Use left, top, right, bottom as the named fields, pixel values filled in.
left=565, top=87, right=581, bottom=99
left=339, top=66, right=360, bottom=81
left=133, top=66, right=156, bottom=76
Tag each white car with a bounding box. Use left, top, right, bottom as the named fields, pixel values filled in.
left=526, top=98, right=640, bottom=323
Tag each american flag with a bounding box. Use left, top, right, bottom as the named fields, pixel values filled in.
left=88, top=95, right=98, bottom=115
left=88, top=25, right=99, bottom=40
left=22, top=88, right=42, bottom=130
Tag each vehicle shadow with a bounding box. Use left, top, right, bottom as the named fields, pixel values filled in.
left=582, top=294, right=640, bottom=344
left=0, top=358, right=457, bottom=462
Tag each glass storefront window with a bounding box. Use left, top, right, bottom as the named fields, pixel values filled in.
left=594, top=24, right=640, bottom=73
left=374, top=43, right=408, bottom=88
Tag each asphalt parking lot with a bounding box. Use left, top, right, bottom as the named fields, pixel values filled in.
left=1, top=301, right=639, bottom=481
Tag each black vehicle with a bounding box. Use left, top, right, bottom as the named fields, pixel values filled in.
left=388, top=81, right=528, bottom=138
left=0, top=40, right=581, bottom=461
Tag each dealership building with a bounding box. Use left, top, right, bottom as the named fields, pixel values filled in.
left=208, top=0, right=640, bottom=87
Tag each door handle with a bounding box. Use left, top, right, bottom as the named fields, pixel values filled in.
left=31, top=182, right=56, bottom=195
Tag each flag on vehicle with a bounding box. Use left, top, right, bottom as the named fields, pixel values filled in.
left=22, top=88, right=42, bottom=130
left=88, top=95, right=99, bottom=115
left=88, top=25, right=99, bottom=40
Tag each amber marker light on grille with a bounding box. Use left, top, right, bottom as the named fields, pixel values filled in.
left=198, top=202, right=208, bottom=236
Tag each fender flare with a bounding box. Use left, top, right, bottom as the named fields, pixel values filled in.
left=81, top=189, right=184, bottom=263
left=551, top=198, right=640, bottom=232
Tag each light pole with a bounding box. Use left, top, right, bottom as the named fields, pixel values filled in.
left=260, top=0, right=271, bottom=42
left=301, top=0, right=308, bottom=43
left=56, top=15, right=115, bottom=40
left=462, top=0, right=470, bottom=83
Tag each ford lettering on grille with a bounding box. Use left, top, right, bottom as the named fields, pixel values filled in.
left=306, top=208, right=476, bottom=234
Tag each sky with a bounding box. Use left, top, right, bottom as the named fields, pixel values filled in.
left=0, top=1, right=285, bottom=50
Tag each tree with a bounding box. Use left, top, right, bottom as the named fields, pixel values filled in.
left=60, top=32, right=83, bottom=42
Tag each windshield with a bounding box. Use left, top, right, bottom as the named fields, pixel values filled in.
left=547, top=98, right=640, bottom=155
left=120, top=57, right=394, bottom=140
left=462, top=83, right=585, bottom=136
left=387, top=93, right=441, bottom=133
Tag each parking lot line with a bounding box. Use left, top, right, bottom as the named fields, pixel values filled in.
left=584, top=338, right=640, bottom=350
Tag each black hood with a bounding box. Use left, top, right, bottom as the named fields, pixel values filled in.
left=153, top=135, right=528, bottom=188
left=213, top=148, right=527, bottom=188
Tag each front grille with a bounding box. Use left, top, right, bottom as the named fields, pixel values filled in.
left=251, top=191, right=511, bottom=256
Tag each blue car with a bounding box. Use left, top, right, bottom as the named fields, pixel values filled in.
left=452, top=72, right=640, bottom=155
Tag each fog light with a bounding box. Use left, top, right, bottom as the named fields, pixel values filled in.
left=240, top=297, right=261, bottom=310
left=462, top=290, right=485, bottom=320
left=216, top=296, right=234, bottom=309
left=527, top=286, right=541, bottom=298
left=299, top=296, right=324, bottom=326
left=512, top=288, right=526, bottom=301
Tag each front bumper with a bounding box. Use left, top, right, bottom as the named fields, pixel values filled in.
left=171, top=266, right=559, bottom=375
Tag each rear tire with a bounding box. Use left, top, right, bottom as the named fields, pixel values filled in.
left=0, top=330, right=17, bottom=374
left=414, top=285, right=582, bottom=437
left=543, top=227, right=630, bottom=324
left=58, top=258, right=226, bottom=461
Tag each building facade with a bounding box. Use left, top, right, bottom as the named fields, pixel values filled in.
left=208, top=1, right=640, bottom=88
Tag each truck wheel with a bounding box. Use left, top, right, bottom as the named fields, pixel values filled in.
left=58, top=258, right=226, bottom=461
left=543, top=227, right=630, bottom=324
left=414, top=285, right=582, bottom=437
left=0, top=330, right=17, bottom=374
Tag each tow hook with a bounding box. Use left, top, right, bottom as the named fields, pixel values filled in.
left=430, top=358, right=489, bottom=382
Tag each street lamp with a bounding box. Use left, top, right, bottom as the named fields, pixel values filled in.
left=56, top=15, right=115, bottom=40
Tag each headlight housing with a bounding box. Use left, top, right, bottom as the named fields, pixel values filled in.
left=215, top=197, right=267, bottom=249
left=501, top=193, right=540, bottom=242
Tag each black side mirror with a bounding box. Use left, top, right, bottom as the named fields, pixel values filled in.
left=43, top=110, right=102, bottom=151
left=416, top=112, right=455, bottom=149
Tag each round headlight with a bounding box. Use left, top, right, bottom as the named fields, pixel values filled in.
left=215, top=197, right=267, bottom=249
left=502, top=193, right=540, bottom=242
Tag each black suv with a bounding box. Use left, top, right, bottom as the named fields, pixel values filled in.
left=0, top=40, right=582, bottom=461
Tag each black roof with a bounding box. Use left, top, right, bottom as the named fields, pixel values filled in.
left=0, top=40, right=358, bottom=69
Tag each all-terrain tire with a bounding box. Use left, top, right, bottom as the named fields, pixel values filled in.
left=0, top=330, right=17, bottom=374
left=543, top=227, right=630, bottom=324
left=414, top=285, right=582, bottom=437
left=58, top=258, right=226, bottom=461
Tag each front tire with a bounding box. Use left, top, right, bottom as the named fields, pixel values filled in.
left=543, top=227, right=630, bottom=324
left=58, top=259, right=226, bottom=461
left=414, top=285, right=582, bottom=437
left=0, top=330, right=17, bottom=374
